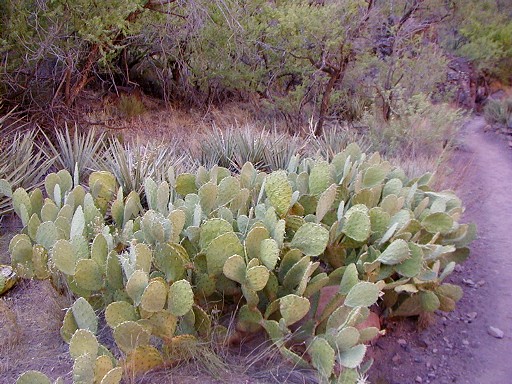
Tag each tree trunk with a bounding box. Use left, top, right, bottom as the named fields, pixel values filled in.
left=315, top=55, right=350, bottom=136
left=315, top=71, right=341, bottom=136
left=65, top=45, right=100, bottom=106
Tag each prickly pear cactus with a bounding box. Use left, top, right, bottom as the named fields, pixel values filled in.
left=6, top=144, right=474, bottom=383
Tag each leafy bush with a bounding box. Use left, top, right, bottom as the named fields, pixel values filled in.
left=6, top=143, right=474, bottom=383
left=484, top=98, right=512, bottom=128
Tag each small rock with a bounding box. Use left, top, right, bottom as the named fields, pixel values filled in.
left=488, top=326, right=505, bottom=339
left=462, top=339, right=470, bottom=346
left=398, top=338, right=407, bottom=347
left=415, top=376, right=423, bottom=383
left=476, top=279, right=486, bottom=287
left=454, top=264, right=464, bottom=272
left=428, top=373, right=436, bottom=379
left=432, top=348, right=438, bottom=353
left=463, top=278, right=476, bottom=287
left=466, top=312, right=478, bottom=321
left=426, top=362, right=431, bottom=368
left=392, top=354, right=401, bottom=363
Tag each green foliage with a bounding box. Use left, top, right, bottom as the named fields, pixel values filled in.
left=6, top=143, right=474, bottom=383
left=453, top=1, right=512, bottom=82
left=117, top=94, right=146, bottom=119
left=196, top=125, right=305, bottom=173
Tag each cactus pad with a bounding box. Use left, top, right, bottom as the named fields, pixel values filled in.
left=123, top=345, right=164, bottom=376
left=290, top=222, right=329, bottom=257
left=265, top=170, right=292, bottom=216
left=341, top=205, right=371, bottom=243
left=175, top=173, right=197, bottom=196
left=245, top=265, right=270, bottom=291
left=344, top=282, right=380, bottom=308
left=280, top=294, right=310, bottom=326
left=222, top=255, right=246, bottom=284
left=72, top=297, right=98, bottom=334
left=113, top=321, right=151, bottom=353
left=36, top=221, right=60, bottom=250
left=69, top=329, right=99, bottom=359
left=422, top=212, right=454, bottom=234
left=245, top=225, right=270, bottom=260
left=338, top=344, right=366, bottom=369
left=309, top=161, right=332, bottom=195
left=199, top=218, right=233, bottom=250
left=259, top=238, right=279, bottom=270
left=98, top=367, right=122, bottom=384
left=105, top=301, right=139, bottom=328
left=73, top=353, right=95, bottom=384
left=205, top=232, right=244, bottom=276
left=74, top=259, right=103, bottom=291
left=140, top=279, right=168, bottom=312
left=309, top=336, right=335, bottom=378
left=126, top=270, right=149, bottom=306
left=168, top=279, right=194, bottom=317
left=376, top=239, right=411, bottom=265
left=16, top=371, right=52, bottom=384
left=70, top=206, right=85, bottom=239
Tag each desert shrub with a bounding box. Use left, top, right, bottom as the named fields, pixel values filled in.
left=308, top=124, right=371, bottom=162
left=117, top=94, right=146, bottom=119
left=6, top=143, right=474, bottom=383
left=363, top=93, right=466, bottom=159
left=484, top=98, right=512, bottom=128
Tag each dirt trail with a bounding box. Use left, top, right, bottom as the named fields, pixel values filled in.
left=370, top=116, right=512, bottom=384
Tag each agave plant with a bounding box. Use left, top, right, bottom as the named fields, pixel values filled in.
left=197, top=125, right=306, bottom=173
left=263, top=131, right=306, bottom=171
left=41, top=124, right=107, bottom=182
left=96, top=137, right=189, bottom=195
left=308, top=124, right=370, bottom=162
left=0, top=124, right=55, bottom=216
left=196, top=126, right=238, bottom=170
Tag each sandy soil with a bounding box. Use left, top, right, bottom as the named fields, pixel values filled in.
left=369, top=116, right=512, bottom=384
left=1, top=116, right=511, bottom=384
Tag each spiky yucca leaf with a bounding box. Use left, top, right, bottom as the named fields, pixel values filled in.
left=197, top=125, right=305, bottom=172
left=309, top=125, right=370, bottom=162
left=0, top=128, right=55, bottom=216
left=97, top=137, right=188, bottom=195
left=263, top=132, right=305, bottom=171
left=42, top=125, right=107, bottom=180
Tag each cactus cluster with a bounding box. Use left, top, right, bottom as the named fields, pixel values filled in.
left=7, top=143, right=474, bottom=383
